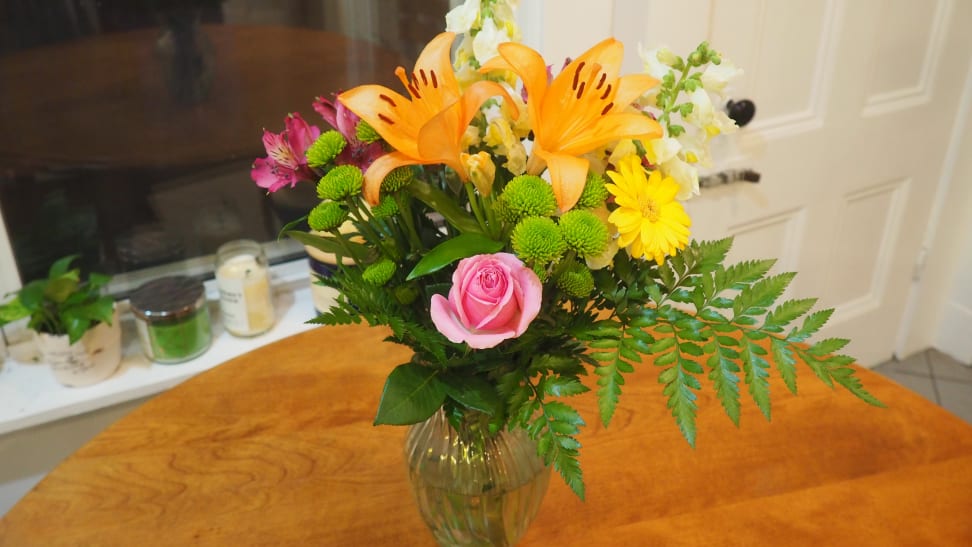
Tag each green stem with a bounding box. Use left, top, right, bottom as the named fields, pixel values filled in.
left=395, top=193, right=424, bottom=251
left=464, top=183, right=489, bottom=233
left=658, top=64, right=692, bottom=132
left=409, top=180, right=483, bottom=234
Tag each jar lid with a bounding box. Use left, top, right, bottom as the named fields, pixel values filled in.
left=130, top=275, right=205, bottom=321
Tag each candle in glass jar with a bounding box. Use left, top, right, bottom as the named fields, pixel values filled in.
left=216, top=240, right=275, bottom=337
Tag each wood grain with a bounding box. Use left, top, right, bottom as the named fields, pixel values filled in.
left=2, top=324, right=971, bottom=546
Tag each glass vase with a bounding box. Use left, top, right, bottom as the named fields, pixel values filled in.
left=404, top=408, right=551, bottom=546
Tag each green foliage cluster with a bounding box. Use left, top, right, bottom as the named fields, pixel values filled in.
left=0, top=255, right=114, bottom=344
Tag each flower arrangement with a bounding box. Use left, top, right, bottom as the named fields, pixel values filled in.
left=252, top=0, right=881, bottom=500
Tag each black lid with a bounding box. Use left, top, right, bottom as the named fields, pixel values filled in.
left=130, top=275, right=205, bottom=320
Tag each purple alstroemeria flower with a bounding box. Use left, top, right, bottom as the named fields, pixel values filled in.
left=251, top=112, right=320, bottom=193
left=313, top=94, right=383, bottom=170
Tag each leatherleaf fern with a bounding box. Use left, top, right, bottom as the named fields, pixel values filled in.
left=577, top=237, right=884, bottom=448
left=308, top=233, right=883, bottom=501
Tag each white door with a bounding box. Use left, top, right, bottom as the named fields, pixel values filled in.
left=524, top=0, right=972, bottom=366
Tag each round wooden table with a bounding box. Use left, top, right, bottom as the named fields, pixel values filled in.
left=2, top=325, right=971, bottom=545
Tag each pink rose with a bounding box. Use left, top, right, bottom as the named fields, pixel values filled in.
left=430, top=253, right=542, bottom=349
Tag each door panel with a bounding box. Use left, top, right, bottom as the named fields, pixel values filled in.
left=587, top=0, right=971, bottom=365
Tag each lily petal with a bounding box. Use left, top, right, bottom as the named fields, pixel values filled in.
left=362, top=151, right=422, bottom=204
left=536, top=150, right=590, bottom=212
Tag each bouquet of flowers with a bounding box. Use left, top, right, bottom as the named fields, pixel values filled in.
left=251, top=0, right=881, bottom=500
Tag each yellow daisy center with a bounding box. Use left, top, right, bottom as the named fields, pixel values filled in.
left=640, top=197, right=660, bottom=222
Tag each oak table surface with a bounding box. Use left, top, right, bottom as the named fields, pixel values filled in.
left=2, top=325, right=972, bottom=546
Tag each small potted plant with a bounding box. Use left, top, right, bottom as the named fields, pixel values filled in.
left=0, top=255, right=121, bottom=386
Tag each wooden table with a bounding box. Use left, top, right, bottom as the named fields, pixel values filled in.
left=2, top=325, right=971, bottom=545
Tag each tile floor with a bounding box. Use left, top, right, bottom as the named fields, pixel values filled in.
left=872, top=349, right=972, bottom=425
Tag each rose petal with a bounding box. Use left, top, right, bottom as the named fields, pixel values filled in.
left=430, top=294, right=469, bottom=344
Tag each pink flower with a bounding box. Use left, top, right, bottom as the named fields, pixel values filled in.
left=430, top=253, right=542, bottom=349
left=251, top=112, right=321, bottom=193
left=313, top=95, right=384, bottom=170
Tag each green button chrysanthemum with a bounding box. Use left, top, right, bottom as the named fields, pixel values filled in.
left=559, top=209, right=608, bottom=258
left=498, top=175, right=557, bottom=223
left=317, top=165, right=363, bottom=201
left=381, top=167, right=414, bottom=193
left=511, top=216, right=566, bottom=264
left=306, top=130, right=347, bottom=168
left=371, top=195, right=399, bottom=219
left=308, top=201, right=348, bottom=232
left=362, top=259, right=396, bottom=286
left=557, top=261, right=595, bottom=298
left=576, top=171, right=609, bottom=209
left=356, top=120, right=382, bottom=144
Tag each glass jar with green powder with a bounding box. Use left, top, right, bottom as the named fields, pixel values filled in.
left=130, top=276, right=212, bottom=364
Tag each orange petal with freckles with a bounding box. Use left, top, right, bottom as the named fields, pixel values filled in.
left=536, top=150, right=589, bottom=212
left=481, top=42, right=546, bottom=132
left=545, top=39, right=623, bottom=114
left=613, top=73, right=658, bottom=109
left=362, top=151, right=421, bottom=205
left=559, top=112, right=662, bottom=155
left=339, top=85, right=421, bottom=157
left=413, top=32, right=461, bottom=104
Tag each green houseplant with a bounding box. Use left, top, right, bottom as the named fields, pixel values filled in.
left=0, top=255, right=121, bottom=386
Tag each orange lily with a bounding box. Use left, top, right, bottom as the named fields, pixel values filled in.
left=481, top=38, right=662, bottom=211
left=339, top=32, right=516, bottom=204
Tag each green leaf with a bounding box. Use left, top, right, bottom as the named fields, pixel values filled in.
left=17, top=281, right=46, bottom=311
left=808, top=337, right=851, bottom=356
left=440, top=373, right=502, bottom=416
left=87, top=272, right=112, bottom=291
left=733, top=272, right=796, bottom=318
left=373, top=363, right=447, bottom=425
left=771, top=337, right=798, bottom=395
left=764, top=298, right=817, bottom=329
left=544, top=376, right=590, bottom=397
left=707, top=348, right=741, bottom=426
left=742, top=340, right=771, bottom=420
left=650, top=337, right=676, bottom=353
left=48, top=255, right=79, bottom=278
left=63, top=315, right=91, bottom=345
left=693, top=238, right=732, bottom=272
left=43, top=275, right=80, bottom=304
left=285, top=230, right=367, bottom=258
left=0, top=297, right=29, bottom=326
left=408, top=179, right=483, bottom=234
left=406, top=233, right=505, bottom=280
left=277, top=214, right=309, bottom=239
left=715, top=259, right=775, bottom=292
left=790, top=308, right=835, bottom=342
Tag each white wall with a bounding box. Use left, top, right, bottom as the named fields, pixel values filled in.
left=900, top=56, right=972, bottom=364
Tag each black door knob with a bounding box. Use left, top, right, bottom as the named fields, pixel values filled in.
left=726, top=99, right=756, bottom=127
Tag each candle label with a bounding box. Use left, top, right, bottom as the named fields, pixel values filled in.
left=216, top=254, right=274, bottom=336
left=218, top=275, right=251, bottom=334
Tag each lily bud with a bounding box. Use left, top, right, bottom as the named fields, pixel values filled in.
left=461, top=151, right=496, bottom=196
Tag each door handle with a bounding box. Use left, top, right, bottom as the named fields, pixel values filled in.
left=699, top=169, right=761, bottom=189
left=726, top=99, right=756, bottom=127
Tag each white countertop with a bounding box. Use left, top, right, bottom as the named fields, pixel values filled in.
left=0, top=268, right=323, bottom=436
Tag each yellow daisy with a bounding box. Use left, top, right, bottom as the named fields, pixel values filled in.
left=605, top=155, right=691, bottom=264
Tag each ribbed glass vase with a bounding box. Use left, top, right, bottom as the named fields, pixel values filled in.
left=404, top=408, right=551, bottom=546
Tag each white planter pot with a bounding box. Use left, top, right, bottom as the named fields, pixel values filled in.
left=34, top=308, right=122, bottom=387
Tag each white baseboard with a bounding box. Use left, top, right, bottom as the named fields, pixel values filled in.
left=935, top=301, right=972, bottom=365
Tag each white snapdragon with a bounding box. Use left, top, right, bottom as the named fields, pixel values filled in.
left=685, top=88, right=738, bottom=138
left=445, top=0, right=481, bottom=33
left=644, top=137, right=699, bottom=201
left=700, top=59, right=742, bottom=96
left=473, top=17, right=511, bottom=64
